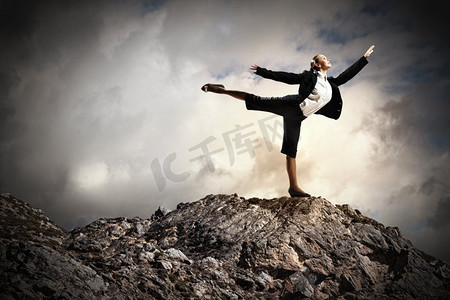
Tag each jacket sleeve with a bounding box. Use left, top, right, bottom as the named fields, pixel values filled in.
left=255, top=67, right=303, bottom=85
left=331, top=56, right=368, bottom=86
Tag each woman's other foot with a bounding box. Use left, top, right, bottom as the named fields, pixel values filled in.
left=201, top=83, right=225, bottom=93
left=288, top=187, right=310, bottom=198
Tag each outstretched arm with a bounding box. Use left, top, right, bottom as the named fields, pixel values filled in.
left=332, top=45, right=374, bottom=86
left=364, top=45, right=375, bottom=58
left=250, top=65, right=302, bottom=85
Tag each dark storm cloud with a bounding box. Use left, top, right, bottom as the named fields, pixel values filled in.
left=374, top=82, right=450, bottom=152
left=1, top=0, right=145, bottom=223
left=0, top=1, right=36, bottom=133
left=0, top=1, right=38, bottom=48
left=428, top=197, right=450, bottom=229
left=356, top=75, right=450, bottom=262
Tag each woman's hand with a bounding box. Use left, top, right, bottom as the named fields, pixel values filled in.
left=250, top=65, right=259, bottom=73
left=364, top=45, right=375, bottom=58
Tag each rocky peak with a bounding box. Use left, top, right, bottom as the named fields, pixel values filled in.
left=0, top=193, right=65, bottom=248
left=1, top=193, right=449, bottom=299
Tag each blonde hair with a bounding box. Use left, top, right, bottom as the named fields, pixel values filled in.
left=310, top=54, right=321, bottom=71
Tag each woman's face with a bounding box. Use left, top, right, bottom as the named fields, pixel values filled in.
left=315, top=55, right=332, bottom=70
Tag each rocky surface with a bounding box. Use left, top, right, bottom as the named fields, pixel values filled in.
left=1, top=192, right=449, bottom=299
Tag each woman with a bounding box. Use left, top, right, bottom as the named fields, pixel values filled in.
left=202, top=45, right=375, bottom=198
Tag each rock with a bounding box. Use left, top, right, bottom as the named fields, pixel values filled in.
left=1, top=192, right=450, bottom=299
left=201, top=256, right=218, bottom=267
left=165, top=248, right=192, bottom=264
left=153, top=206, right=172, bottom=220
left=288, top=271, right=314, bottom=297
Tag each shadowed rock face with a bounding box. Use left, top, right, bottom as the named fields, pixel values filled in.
left=1, top=193, right=449, bottom=299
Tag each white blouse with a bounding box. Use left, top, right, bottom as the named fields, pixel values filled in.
left=299, top=71, right=332, bottom=117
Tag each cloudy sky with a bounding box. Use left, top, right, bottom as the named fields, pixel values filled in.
left=1, top=0, right=449, bottom=262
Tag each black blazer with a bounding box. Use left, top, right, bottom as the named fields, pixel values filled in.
left=255, top=56, right=369, bottom=120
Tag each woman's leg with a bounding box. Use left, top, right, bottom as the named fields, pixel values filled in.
left=286, top=155, right=308, bottom=195
left=202, top=84, right=247, bottom=101
left=282, top=116, right=310, bottom=197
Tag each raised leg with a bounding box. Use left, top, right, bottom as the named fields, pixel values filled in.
left=202, top=84, right=247, bottom=101
left=203, top=83, right=309, bottom=197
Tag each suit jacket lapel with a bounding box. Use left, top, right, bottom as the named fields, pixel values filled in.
left=311, top=71, right=318, bottom=85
